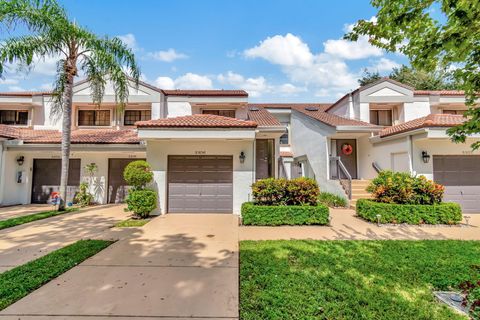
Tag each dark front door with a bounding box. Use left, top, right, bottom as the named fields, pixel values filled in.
left=433, top=155, right=480, bottom=213
left=108, top=158, right=145, bottom=203
left=168, top=155, right=233, bottom=213
left=256, top=139, right=274, bottom=180
left=31, top=159, right=81, bottom=203
left=336, top=139, right=357, bottom=179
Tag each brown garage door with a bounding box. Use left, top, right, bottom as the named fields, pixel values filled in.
left=31, top=159, right=81, bottom=204
left=108, top=158, right=145, bottom=203
left=433, top=155, right=480, bottom=213
left=168, top=155, right=233, bottom=213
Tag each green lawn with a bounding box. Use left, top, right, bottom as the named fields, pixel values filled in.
left=240, top=240, right=480, bottom=320
left=114, top=218, right=151, bottom=228
left=0, top=239, right=113, bottom=310
left=0, top=208, right=78, bottom=230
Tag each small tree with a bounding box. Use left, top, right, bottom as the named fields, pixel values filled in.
left=123, top=160, right=156, bottom=218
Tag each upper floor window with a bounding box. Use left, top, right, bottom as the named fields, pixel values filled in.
left=0, top=110, right=28, bottom=125
left=124, top=110, right=151, bottom=125
left=202, top=109, right=236, bottom=118
left=443, top=110, right=466, bottom=115
left=370, top=109, right=392, bottom=126
left=78, top=110, right=110, bottom=126
left=279, top=124, right=289, bottom=145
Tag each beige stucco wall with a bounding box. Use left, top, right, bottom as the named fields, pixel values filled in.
left=146, top=139, right=255, bottom=215
left=0, top=148, right=146, bottom=206
left=412, top=137, right=480, bottom=180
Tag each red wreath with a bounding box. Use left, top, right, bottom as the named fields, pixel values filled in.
left=341, top=143, right=353, bottom=156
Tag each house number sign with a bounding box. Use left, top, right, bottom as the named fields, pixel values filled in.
left=195, top=151, right=206, bottom=155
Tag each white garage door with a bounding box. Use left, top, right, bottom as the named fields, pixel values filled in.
left=433, top=155, right=480, bottom=213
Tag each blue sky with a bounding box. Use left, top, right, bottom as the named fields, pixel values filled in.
left=0, top=0, right=408, bottom=102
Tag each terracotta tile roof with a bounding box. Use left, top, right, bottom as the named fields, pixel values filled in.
left=250, top=103, right=332, bottom=112
left=280, top=151, right=293, bottom=157
left=413, top=90, right=467, bottom=96
left=136, top=114, right=257, bottom=128
left=163, top=90, right=248, bottom=97
left=0, top=126, right=140, bottom=144
left=0, top=125, right=20, bottom=139
left=293, top=105, right=376, bottom=128
left=379, top=114, right=466, bottom=138
left=247, top=106, right=282, bottom=127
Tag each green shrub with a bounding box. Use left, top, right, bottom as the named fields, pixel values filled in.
left=356, top=199, right=462, bottom=225
left=251, top=177, right=319, bottom=206
left=318, top=192, right=347, bottom=208
left=367, top=170, right=444, bottom=205
left=73, top=182, right=93, bottom=207
left=126, top=189, right=157, bottom=218
left=460, top=272, right=480, bottom=320
left=241, top=202, right=329, bottom=226
left=123, top=160, right=153, bottom=190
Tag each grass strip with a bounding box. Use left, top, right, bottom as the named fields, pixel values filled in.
left=0, top=239, right=113, bottom=310
left=0, top=208, right=78, bottom=230
left=114, top=218, right=151, bottom=228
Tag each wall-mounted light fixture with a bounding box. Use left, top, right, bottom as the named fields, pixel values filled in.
left=16, top=155, right=25, bottom=166
left=239, top=151, right=246, bottom=164
left=421, top=151, right=431, bottom=164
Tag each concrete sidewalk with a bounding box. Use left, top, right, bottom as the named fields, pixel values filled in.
left=0, top=204, right=129, bottom=272
left=0, top=214, right=239, bottom=319
left=240, top=208, right=480, bottom=241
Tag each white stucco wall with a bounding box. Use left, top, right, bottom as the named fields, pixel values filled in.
left=0, top=148, right=146, bottom=206
left=357, top=135, right=410, bottom=179
left=404, top=101, right=431, bottom=122
left=146, top=139, right=255, bottom=215
left=290, top=111, right=346, bottom=198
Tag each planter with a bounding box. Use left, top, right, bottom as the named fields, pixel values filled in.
left=356, top=199, right=462, bottom=225
left=241, top=202, right=329, bottom=226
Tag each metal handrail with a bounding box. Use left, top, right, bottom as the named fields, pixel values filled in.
left=372, top=161, right=382, bottom=173
left=329, top=156, right=352, bottom=199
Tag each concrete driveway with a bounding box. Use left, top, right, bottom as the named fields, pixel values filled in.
left=0, top=204, right=129, bottom=272
left=0, top=204, right=53, bottom=220
left=0, top=213, right=239, bottom=319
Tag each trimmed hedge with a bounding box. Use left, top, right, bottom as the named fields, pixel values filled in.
left=241, top=202, right=329, bottom=226
left=356, top=199, right=462, bottom=225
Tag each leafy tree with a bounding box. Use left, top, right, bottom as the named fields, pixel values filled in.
left=359, top=65, right=460, bottom=90
left=358, top=69, right=381, bottom=86
left=0, top=0, right=140, bottom=209
left=346, top=0, right=480, bottom=149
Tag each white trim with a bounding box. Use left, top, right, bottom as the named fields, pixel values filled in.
left=138, top=128, right=256, bottom=140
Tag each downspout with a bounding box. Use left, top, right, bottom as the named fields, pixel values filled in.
left=407, top=135, right=414, bottom=175
left=348, top=91, right=354, bottom=119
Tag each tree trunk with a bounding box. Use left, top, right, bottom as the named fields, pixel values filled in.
left=58, top=73, right=74, bottom=211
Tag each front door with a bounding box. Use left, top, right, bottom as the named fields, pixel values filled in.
left=256, top=139, right=274, bottom=180
left=335, top=139, right=357, bottom=179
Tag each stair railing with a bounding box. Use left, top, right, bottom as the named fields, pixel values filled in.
left=372, top=161, right=382, bottom=174
left=329, top=156, right=352, bottom=199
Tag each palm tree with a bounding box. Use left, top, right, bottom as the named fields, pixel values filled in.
left=0, top=0, right=140, bottom=210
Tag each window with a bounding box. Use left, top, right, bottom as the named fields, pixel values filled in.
left=202, top=109, right=236, bottom=118
left=78, top=110, right=111, bottom=126
left=370, top=109, right=392, bottom=126
left=124, top=110, right=151, bottom=125
left=0, top=110, right=28, bottom=125
left=443, top=110, right=466, bottom=115
left=279, top=124, right=289, bottom=145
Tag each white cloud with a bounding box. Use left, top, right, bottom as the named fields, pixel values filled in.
left=323, top=37, right=383, bottom=60
left=371, top=57, right=401, bottom=73
left=155, top=73, right=212, bottom=90
left=244, top=33, right=313, bottom=67
left=8, top=85, right=26, bottom=91
left=154, top=76, right=175, bottom=89
left=118, top=33, right=139, bottom=51
left=39, top=83, right=53, bottom=90
left=0, top=78, right=19, bottom=85
left=149, top=49, right=188, bottom=62
left=277, top=83, right=307, bottom=95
